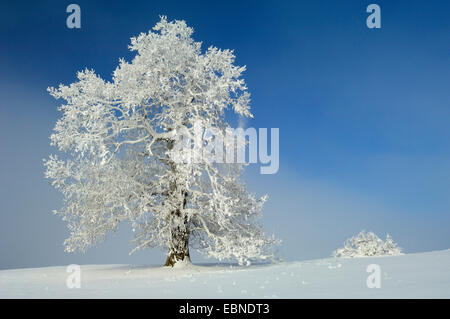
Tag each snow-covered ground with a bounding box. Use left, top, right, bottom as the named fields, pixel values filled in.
left=1, top=249, right=449, bottom=298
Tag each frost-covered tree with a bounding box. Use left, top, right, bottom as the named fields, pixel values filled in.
left=332, top=231, right=402, bottom=258
left=44, top=16, right=277, bottom=267
left=383, top=234, right=402, bottom=256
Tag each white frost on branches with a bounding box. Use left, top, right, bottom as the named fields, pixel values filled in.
left=44, top=16, right=278, bottom=266
left=333, top=231, right=403, bottom=258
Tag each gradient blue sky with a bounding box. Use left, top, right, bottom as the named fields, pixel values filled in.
left=0, top=0, right=449, bottom=269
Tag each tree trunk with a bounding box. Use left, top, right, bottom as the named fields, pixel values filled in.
left=164, top=208, right=190, bottom=267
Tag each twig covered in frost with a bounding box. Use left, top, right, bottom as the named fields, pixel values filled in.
left=44, top=16, right=279, bottom=267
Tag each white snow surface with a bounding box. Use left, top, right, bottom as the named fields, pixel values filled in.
left=1, top=249, right=449, bottom=298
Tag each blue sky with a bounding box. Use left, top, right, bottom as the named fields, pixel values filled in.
left=0, top=0, right=449, bottom=269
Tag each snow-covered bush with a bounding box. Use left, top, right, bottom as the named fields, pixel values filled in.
left=333, top=231, right=402, bottom=258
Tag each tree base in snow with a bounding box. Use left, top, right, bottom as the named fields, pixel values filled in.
left=164, top=252, right=191, bottom=267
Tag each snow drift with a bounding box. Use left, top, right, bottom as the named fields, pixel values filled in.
left=0, top=249, right=449, bottom=298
